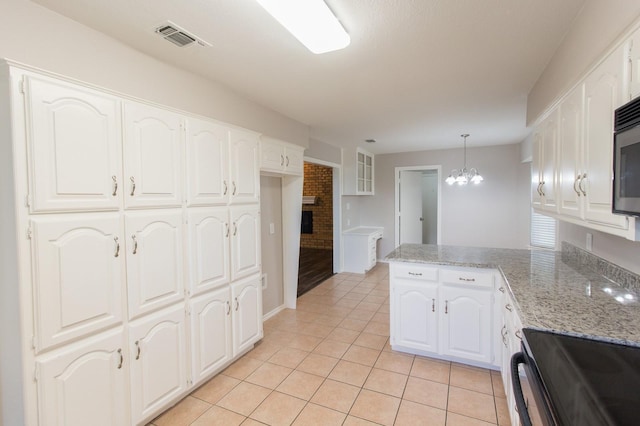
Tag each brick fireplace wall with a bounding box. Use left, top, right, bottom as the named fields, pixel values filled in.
left=301, top=163, right=333, bottom=250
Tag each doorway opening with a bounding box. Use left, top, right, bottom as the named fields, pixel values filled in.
left=395, top=166, right=442, bottom=246
left=297, top=162, right=336, bottom=296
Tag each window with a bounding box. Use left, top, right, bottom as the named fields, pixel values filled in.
left=531, top=210, right=557, bottom=249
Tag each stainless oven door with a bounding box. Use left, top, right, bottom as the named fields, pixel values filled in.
left=511, top=351, right=555, bottom=426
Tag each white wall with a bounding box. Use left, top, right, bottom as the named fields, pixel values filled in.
left=260, top=176, right=284, bottom=316
left=360, top=144, right=531, bottom=257
left=0, top=0, right=309, bottom=146
left=528, top=0, right=640, bottom=273
left=306, top=138, right=342, bottom=165
left=422, top=172, right=438, bottom=244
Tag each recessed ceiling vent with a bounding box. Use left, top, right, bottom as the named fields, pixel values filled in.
left=154, top=21, right=211, bottom=48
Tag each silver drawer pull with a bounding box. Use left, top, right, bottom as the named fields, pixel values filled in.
left=226, top=301, right=231, bottom=315
left=505, top=304, right=513, bottom=312
left=232, top=181, right=237, bottom=195
left=112, top=175, right=118, bottom=196
left=408, top=272, right=422, bottom=276
left=280, top=154, right=284, bottom=166
left=132, top=235, right=138, bottom=254
left=459, top=277, right=475, bottom=282
left=135, top=340, right=141, bottom=360
left=223, top=180, right=228, bottom=195
left=235, top=297, right=239, bottom=311
left=117, top=348, right=123, bottom=369
left=515, top=330, right=522, bottom=340
left=498, top=287, right=505, bottom=293
left=286, top=156, right=290, bottom=166
left=130, top=176, right=136, bottom=196
left=114, top=236, right=120, bottom=258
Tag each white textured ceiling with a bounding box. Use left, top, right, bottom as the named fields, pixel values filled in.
left=32, top=0, right=585, bottom=154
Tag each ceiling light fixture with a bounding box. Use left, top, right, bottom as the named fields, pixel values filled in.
left=445, top=134, right=484, bottom=186
left=254, top=0, right=350, bottom=54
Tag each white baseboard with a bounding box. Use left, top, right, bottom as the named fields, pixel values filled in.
left=263, top=303, right=287, bottom=321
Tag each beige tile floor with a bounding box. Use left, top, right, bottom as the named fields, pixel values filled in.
left=150, top=263, right=510, bottom=426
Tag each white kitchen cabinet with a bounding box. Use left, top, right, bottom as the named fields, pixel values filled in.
left=230, top=206, right=261, bottom=281
left=499, top=290, right=524, bottom=426
left=185, top=118, right=230, bottom=206
left=30, top=214, right=124, bottom=352
left=440, top=284, right=493, bottom=364
left=531, top=110, right=558, bottom=213
left=123, top=101, right=183, bottom=209
left=229, top=129, right=260, bottom=204
left=189, top=288, right=232, bottom=386
left=627, top=26, right=640, bottom=101
left=343, top=147, right=374, bottom=196
left=557, top=84, right=585, bottom=218
left=392, top=280, right=438, bottom=353
left=390, top=262, right=496, bottom=367
left=125, top=210, right=184, bottom=319
left=260, top=137, right=305, bottom=175
left=583, top=46, right=629, bottom=230
left=187, top=207, right=230, bottom=296
left=342, top=227, right=383, bottom=273
left=36, top=329, right=128, bottom=426
left=129, top=305, right=187, bottom=425
left=231, top=276, right=263, bottom=356
left=24, top=74, right=122, bottom=213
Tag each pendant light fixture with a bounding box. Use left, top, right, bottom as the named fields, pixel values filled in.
left=254, top=0, right=350, bottom=54
left=445, top=134, right=484, bottom=185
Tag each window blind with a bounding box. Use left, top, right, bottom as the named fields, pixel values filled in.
left=531, top=210, right=557, bottom=249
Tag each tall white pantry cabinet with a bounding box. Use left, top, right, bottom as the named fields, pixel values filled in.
left=0, top=62, right=264, bottom=425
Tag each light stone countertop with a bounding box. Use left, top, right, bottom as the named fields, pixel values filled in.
left=384, top=244, right=640, bottom=347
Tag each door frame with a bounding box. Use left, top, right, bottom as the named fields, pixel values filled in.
left=303, top=156, right=342, bottom=273
left=394, top=165, right=442, bottom=247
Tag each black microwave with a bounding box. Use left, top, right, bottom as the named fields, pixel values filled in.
left=613, top=96, right=640, bottom=217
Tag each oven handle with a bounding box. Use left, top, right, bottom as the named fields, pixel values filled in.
left=511, top=352, right=533, bottom=426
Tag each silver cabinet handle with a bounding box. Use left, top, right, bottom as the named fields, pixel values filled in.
left=225, top=223, right=230, bottom=238
left=280, top=154, right=284, bottom=166
left=536, top=182, right=542, bottom=196
left=130, top=176, right=136, bottom=196
left=117, top=348, right=123, bottom=369
left=498, top=287, right=505, bottom=293
left=135, top=340, right=140, bottom=360
left=132, top=235, right=138, bottom=255
left=114, top=236, right=120, bottom=258
left=579, top=173, right=587, bottom=196
left=515, top=329, right=523, bottom=340
left=459, top=277, right=475, bottom=282
left=232, top=181, right=237, bottom=196
left=540, top=181, right=546, bottom=197
left=445, top=300, right=448, bottom=314
left=112, top=175, right=118, bottom=196
left=408, top=272, right=422, bottom=276
left=505, top=304, right=513, bottom=312
left=573, top=174, right=582, bottom=196
left=432, top=298, right=435, bottom=313
left=226, top=300, right=231, bottom=315
left=286, top=156, right=290, bottom=166
left=501, top=325, right=508, bottom=347
left=223, top=180, right=228, bottom=195
left=233, top=223, right=238, bottom=236
left=235, top=297, right=239, bottom=311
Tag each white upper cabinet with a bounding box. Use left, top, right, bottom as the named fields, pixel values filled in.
left=231, top=276, right=263, bottom=356
left=343, top=147, right=374, bottom=195
left=36, top=329, right=128, bottom=426
left=125, top=210, right=184, bottom=319
left=229, top=206, right=261, bottom=281
left=128, top=305, right=187, bottom=425
left=187, top=207, right=230, bottom=296
left=531, top=110, right=558, bottom=212
left=24, top=75, right=121, bottom=213
left=627, top=26, right=640, bottom=101
left=123, top=101, right=183, bottom=209
left=30, top=214, right=124, bottom=352
left=185, top=118, right=230, bottom=206
left=557, top=85, right=585, bottom=218
left=583, top=46, right=629, bottom=230
left=260, top=137, right=305, bottom=175
left=229, top=129, right=260, bottom=204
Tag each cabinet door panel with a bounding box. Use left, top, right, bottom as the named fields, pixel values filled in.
left=190, top=288, right=232, bottom=384
left=229, top=129, right=259, bottom=204
left=392, top=281, right=438, bottom=353
left=584, top=47, right=629, bottom=229
left=125, top=211, right=184, bottom=319
left=558, top=85, right=585, bottom=218
left=186, top=118, right=230, bottom=206
left=31, top=214, right=124, bottom=351
left=129, top=305, right=187, bottom=424
left=441, top=285, right=492, bottom=364
left=531, top=130, right=543, bottom=209
left=231, top=277, right=262, bottom=355
left=37, top=329, right=127, bottom=426
left=260, top=140, right=285, bottom=172
left=285, top=146, right=304, bottom=175
left=230, top=206, right=261, bottom=281
left=188, top=208, right=230, bottom=295
left=540, top=111, right=558, bottom=212
left=25, top=75, right=121, bottom=212
left=123, top=102, right=183, bottom=209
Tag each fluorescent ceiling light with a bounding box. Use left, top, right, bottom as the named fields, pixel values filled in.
left=255, top=0, right=350, bottom=54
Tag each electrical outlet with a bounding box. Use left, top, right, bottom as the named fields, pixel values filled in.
left=269, top=223, right=275, bottom=234
left=586, top=233, right=593, bottom=251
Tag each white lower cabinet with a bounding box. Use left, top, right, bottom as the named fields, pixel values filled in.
left=390, top=262, right=496, bottom=367
left=190, top=287, right=232, bottom=385
left=499, top=290, right=524, bottom=426
left=231, top=276, right=263, bottom=356
left=36, top=329, right=128, bottom=426
left=129, top=304, right=187, bottom=425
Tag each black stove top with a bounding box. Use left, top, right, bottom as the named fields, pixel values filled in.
left=524, top=328, right=640, bottom=426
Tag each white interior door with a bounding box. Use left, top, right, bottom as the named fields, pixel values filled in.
left=400, top=171, right=423, bottom=244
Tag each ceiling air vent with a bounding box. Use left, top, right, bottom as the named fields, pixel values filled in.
left=154, top=21, right=211, bottom=48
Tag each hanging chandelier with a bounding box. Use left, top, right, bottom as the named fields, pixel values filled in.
left=445, top=134, right=484, bottom=185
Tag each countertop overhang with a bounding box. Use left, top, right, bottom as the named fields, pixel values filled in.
left=385, top=244, right=640, bottom=347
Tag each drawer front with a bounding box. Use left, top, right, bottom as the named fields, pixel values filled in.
left=392, top=263, right=438, bottom=281
left=440, top=268, right=494, bottom=288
